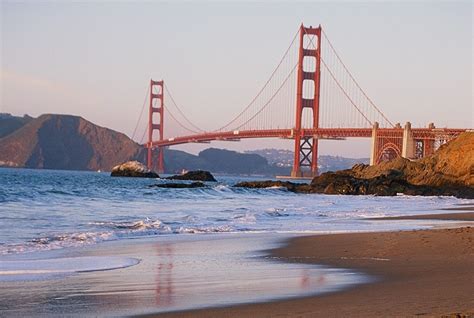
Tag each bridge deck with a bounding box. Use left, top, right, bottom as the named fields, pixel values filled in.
left=150, top=128, right=467, bottom=148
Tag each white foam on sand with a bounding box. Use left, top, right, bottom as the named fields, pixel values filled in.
left=0, top=256, right=140, bottom=281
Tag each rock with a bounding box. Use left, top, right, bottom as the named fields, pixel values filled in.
left=149, top=182, right=205, bottom=188
left=233, top=180, right=314, bottom=193
left=234, top=174, right=474, bottom=198
left=111, top=161, right=159, bottom=178
left=166, top=170, right=217, bottom=182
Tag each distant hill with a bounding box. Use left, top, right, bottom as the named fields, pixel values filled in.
left=163, top=148, right=284, bottom=175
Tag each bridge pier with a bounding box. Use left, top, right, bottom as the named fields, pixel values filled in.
left=369, top=122, right=379, bottom=165
left=402, top=122, right=415, bottom=159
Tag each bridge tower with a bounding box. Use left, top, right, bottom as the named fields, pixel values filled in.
left=147, top=79, right=165, bottom=173
left=291, top=24, right=322, bottom=178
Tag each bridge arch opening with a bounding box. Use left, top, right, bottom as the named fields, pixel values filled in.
left=377, top=142, right=401, bottom=163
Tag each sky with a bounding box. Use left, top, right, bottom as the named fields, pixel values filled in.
left=1, top=1, right=472, bottom=158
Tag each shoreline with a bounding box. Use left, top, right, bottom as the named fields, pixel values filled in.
left=150, top=212, right=474, bottom=317
left=369, top=210, right=474, bottom=221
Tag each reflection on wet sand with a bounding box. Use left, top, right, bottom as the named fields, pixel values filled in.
left=156, top=243, right=174, bottom=307
left=0, top=234, right=367, bottom=316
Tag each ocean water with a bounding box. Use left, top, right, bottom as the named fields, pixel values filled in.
left=0, top=168, right=471, bottom=316
left=0, top=168, right=469, bottom=256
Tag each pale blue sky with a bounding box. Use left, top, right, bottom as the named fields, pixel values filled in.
left=1, top=1, right=472, bottom=157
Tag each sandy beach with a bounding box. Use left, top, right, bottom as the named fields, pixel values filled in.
left=150, top=212, right=474, bottom=317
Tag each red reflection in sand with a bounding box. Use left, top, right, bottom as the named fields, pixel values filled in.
left=155, top=243, right=174, bottom=306
left=300, top=269, right=327, bottom=289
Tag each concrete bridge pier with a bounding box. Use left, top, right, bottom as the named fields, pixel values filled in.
left=369, top=122, right=379, bottom=165
left=402, top=122, right=415, bottom=159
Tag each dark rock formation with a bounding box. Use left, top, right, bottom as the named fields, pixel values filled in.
left=166, top=170, right=217, bottom=182
left=149, top=182, right=205, bottom=188
left=234, top=180, right=313, bottom=192
left=111, top=161, right=159, bottom=178
left=234, top=173, right=474, bottom=198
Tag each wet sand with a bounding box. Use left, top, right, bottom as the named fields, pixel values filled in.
left=371, top=211, right=474, bottom=221
left=151, top=213, right=474, bottom=317
left=1, top=234, right=366, bottom=317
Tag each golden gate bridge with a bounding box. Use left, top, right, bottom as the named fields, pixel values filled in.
left=132, top=24, right=467, bottom=177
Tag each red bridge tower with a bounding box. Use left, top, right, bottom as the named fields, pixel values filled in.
left=147, top=79, right=164, bottom=173
left=291, top=24, right=322, bottom=178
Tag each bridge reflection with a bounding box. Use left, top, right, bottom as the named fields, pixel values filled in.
left=155, top=243, right=174, bottom=307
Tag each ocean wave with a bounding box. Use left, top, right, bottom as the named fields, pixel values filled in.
left=264, top=208, right=289, bottom=217
left=0, top=231, right=116, bottom=255
left=213, top=184, right=233, bottom=192
left=89, top=219, right=165, bottom=230
left=264, top=186, right=288, bottom=191
left=232, top=213, right=257, bottom=224
left=176, top=225, right=234, bottom=234
left=0, top=219, right=173, bottom=255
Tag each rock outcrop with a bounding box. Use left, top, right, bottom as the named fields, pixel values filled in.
left=111, top=161, right=159, bottom=178
left=166, top=170, right=217, bottom=182
left=234, top=180, right=313, bottom=192
left=235, top=132, right=474, bottom=199
left=149, top=182, right=206, bottom=189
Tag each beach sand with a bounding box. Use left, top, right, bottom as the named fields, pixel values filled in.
left=151, top=212, right=474, bottom=317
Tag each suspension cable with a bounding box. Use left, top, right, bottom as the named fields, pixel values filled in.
left=131, top=85, right=150, bottom=141
left=321, top=30, right=394, bottom=127
left=164, top=103, right=201, bottom=134
left=320, top=58, right=372, bottom=126
left=235, top=63, right=298, bottom=130
left=140, top=123, right=148, bottom=145
left=164, top=84, right=205, bottom=132
left=216, top=27, right=300, bottom=131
